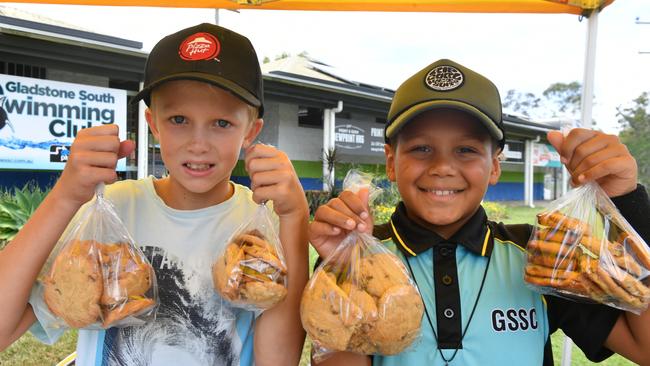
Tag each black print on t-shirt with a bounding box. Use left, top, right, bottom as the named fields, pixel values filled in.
left=491, top=308, right=538, bottom=332
left=102, top=246, right=240, bottom=365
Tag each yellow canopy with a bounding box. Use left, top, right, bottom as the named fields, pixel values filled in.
left=7, top=0, right=613, bottom=14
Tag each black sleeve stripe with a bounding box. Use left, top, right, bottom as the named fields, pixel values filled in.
left=489, top=221, right=534, bottom=248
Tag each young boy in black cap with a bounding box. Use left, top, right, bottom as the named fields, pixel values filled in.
left=0, top=24, right=309, bottom=366
left=309, top=59, right=650, bottom=365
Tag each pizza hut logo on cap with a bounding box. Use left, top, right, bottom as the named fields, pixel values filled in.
left=179, top=32, right=221, bottom=61
left=425, top=65, right=464, bottom=91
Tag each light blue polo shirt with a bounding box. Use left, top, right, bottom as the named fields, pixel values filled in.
left=371, top=201, right=622, bottom=366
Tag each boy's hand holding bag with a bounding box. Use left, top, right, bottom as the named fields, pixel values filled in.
left=301, top=170, right=424, bottom=361
left=525, top=181, right=650, bottom=313
left=40, top=184, right=158, bottom=329
left=212, top=203, right=288, bottom=311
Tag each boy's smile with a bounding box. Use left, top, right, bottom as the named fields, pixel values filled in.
left=385, top=109, right=501, bottom=238
left=146, top=79, right=262, bottom=209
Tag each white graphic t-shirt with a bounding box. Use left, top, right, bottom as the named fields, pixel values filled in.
left=29, top=177, right=268, bottom=366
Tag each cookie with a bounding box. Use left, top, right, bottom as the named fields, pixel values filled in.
left=537, top=211, right=590, bottom=233
left=587, top=268, right=646, bottom=310
left=101, top=262, right=153, bottom=305
left=237, top=234, right=276, bottom=255
left=577, top=236, right=626, bottom=261
left=213, top=243, right=245, bottom=301
left=241, top=257, right=283, bottom=280
left=240, top=280, right=288, bottom=308
left=241, top=239, right=286, bottom=273
left=214, top=231, right=288, bottom=309
left=535, top=227, right=582, bottom=245
left=359, top=253, right=410, bottom=298
left=524, top=271, right=608, bottom=301
left=369, top=284, right=424, bottom=355
left=348, top=285, right=378, bottom=323
left=345, top=285, right=380, bottom=354
left=528, top=253, right=578, bottom=271
left=347, top=325, right=378, bottom=354
left=524, top=264, right=581, bottom=284
left=605, top=267, right=650, bottom=301
left=528, top=240, right=577, bottom=260
left=98, top=244, right=153, bottom=305
left=620, top=234, right=650, bottom=270
left=532, top=229, right=644, bottom=277
left=44, top=240, right=103, bottom=328
left=102, top=298, right=156, bottom=328
left=301, top=270, right=362, bottom=351
left=98, top=242, right=124, bottom=265
left=118, top=262, right=153, bottom=297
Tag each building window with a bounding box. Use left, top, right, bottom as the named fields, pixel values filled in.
left=0, top=62, right=47, bottom=79
left=337, top=111, right=351, bottom=120
left=298, top=106, right=324, bottom=128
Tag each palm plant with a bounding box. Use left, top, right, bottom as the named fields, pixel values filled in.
left=322, top=147, right=338, bottom=194
left=0, top=182, right=50, bottom=249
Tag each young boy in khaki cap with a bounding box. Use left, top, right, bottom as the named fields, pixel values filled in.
left=310, top=59, right=650, bottom=365
left=0, top=23, right=309, bottom=366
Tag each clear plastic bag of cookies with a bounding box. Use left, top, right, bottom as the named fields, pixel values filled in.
left=525, top=181, right=650, bottom=314
left=212, top=203, right=288, bottom=311
left=300, top=170, right=424, bottom=360
left=38, top=184, right=158, bottom=330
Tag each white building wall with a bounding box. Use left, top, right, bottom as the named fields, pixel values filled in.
left=275, top=102, right=323, bottom=162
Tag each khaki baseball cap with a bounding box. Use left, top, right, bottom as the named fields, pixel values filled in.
left=132, top=23, right=264, bottom=117
left=385, top=59, right=504, bottom=148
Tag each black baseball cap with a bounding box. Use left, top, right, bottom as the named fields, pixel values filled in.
left=385, top=59, right=504, bottom=148
left=132, top=23, right=264, bottom=117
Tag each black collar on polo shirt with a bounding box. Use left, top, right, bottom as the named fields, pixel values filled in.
left=389, top=202, right=494, bottom=258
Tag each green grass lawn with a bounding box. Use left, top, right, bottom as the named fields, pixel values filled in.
left=0, top=329, right=77, bottom=365
left=501, top=204, right=547, bottom=225
left=0, top=204, right=637, bottom=365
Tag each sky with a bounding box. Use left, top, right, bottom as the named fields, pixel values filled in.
left=4, top=0, right=650, bottom=133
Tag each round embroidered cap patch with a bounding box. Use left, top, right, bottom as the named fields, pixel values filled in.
left=179, top=32, right=221, bottom=61
left=425, top=65, right=464, bottom=91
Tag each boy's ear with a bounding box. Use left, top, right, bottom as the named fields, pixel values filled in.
left=489, top=151, right=502, bottom=185
left=145, top=108, right=159, bottom=140
left=243, top=118, right=264, bottom=148
left=384, top=144, right=397, bottom=182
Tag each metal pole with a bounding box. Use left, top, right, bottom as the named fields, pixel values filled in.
left=561, top=334, right=573, bottom=366
left=561, top=166, right=570, bottom=195
left=580, top=10, right=599, bottom=129
left=524, top=139, right=534, bottom=208
left=562, top=10, right=601, bottom=366
left=330, top=101, right=343, bottom=190
left=137, top=82, right=148, bottom=179
left=214, top=9, right=219, bottom=25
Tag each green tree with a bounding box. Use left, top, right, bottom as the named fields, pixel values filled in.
left=274, top=52, right=290, bottom=61
left=618, top=92, right=650, bottom=186
left=542, top=81, right=582, bottom=116
left=503, top=81, right=591, bottom=124
left=265, top=51, right=310, bottom=63
left=503, top=89, right=541, bottom=117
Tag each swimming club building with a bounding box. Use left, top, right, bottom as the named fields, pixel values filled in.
left=0, top=6, right=565, bottom=203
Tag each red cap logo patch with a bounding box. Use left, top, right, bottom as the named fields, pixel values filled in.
left=179, top=32, right=221, bottom=61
